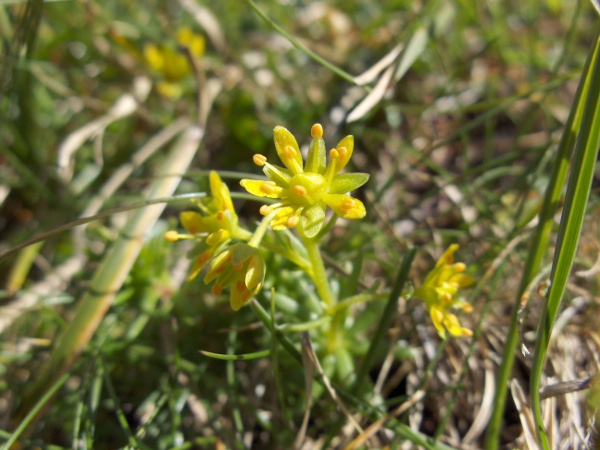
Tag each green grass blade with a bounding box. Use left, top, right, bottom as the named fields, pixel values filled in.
left=1, top=372, right=69, bottom=450
left=530, top=30, right=600, bottom=448
left=199, top=349, right=271, bottom=360
left=352, top=247, right=417, bottom=395
left=484, top=29, right=600, bottom=450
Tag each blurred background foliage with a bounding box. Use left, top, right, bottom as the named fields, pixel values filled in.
left=1, top=0, right=599, bottom=448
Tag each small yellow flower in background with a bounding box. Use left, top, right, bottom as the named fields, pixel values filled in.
left=143, top=26, right=205, bottom=98
left=167, top=171, right=240, bottom=281
left=413, top=244, right=475, bottom=339
left=240, top=124, right=369, bottom=238
left=204, top=243, right=266, bottom=311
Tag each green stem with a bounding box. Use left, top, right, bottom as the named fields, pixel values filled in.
left=301, top=234, right=335, bottom=308
left=248, top=211, right=277, bottom=248
left=243, top=0, right=357, bottom=85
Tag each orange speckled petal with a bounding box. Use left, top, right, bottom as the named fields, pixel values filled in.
left=323, top=194, right=366, bottom=219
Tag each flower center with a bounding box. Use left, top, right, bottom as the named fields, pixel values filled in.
left=288, top=173, right=327, bottom=206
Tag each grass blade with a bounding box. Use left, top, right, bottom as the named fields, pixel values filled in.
left=529, top=30, right=600, bottom=448
left=484, top=28, right=600, bottom=450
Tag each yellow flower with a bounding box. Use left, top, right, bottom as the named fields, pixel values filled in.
left=204, top=243, right=266, bottom=311
left=240, top=124, right=369, bottom=238
left=413, top=244, right=475, bottom=339
left=168, top=171, right=240, bottom=280
left=143, top=26, right=205, bottom=98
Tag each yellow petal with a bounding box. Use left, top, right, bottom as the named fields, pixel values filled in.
left=240, top=179, right=284, bottom=198
left=273, top=126, right=303, bottom=175
left=271, top=206, right=296, bottom=230
left=180, top=211, right=205, bottom=233
left=435, top=244, right=459, bottom=268
left=334, top=135, right=354, bottom=173
left=210, top=171, right=235, bottom=211
left=188, top=250, right=212, bottom=280
left=323, top=194, right=366, bottom=219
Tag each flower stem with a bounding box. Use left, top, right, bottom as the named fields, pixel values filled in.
left=248, top=211, right=277, bottom=248
left=301, top=235, right=335, bottom=307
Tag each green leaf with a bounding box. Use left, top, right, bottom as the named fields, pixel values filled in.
left=301, top=203, right=326, bottom=238
left=329, top=173, right=370, bottom=194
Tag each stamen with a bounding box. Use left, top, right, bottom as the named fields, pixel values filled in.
left=286, top=215, right=300, bottom=228
left=293, top=185, right=307, bottom=196
left=216, top=211, right=225, bottom=221
left=461, top=328, right=474, bottom=337
left=253, top=154, right=267, bottom=166
left=341, top=198, right=355, bottom=211
left=311, top=123, right=323, bottom=138
left=330, top=148, right=339, bottom=159
left=261, top=181, right=277, bottom=195
left=337, top=146, right=348, bottom=159
left=212, top=284, right=223, bottom=296
left=260, top=205, right=273, bottom=216
left=462, top=303, right=474, bottom=313
left=165, top=231, right=180, bottom=242
left=284, top=145, right=297, bottom=159
left=453, top=262, right=466, bottom=273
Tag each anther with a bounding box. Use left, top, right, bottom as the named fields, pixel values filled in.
left=462, top=303, right=474, bottom=313
left=253, top=154, right=267, bottom=166
left=337, top=146, right=348, bottom=159
left=259, top=205, right=273, bottom=216
left=311, top=123, right=323, bottom=138
left=216, top=211, right=225, bottom=221
left=165, top=231, right=180, bottom=242
left=453, top=262, right=466, bottom=273
left=330, top=149, right=339, bottom=159
left=462, top=328, right=474, bottom=337
left=284, top=145, right=297, bottom=159
left=236, top=280, right=246, bottom=292
left=293, top=185, right=307, bottom=196
left=286, top=215, right=300, bottom=228
left=212, top=284, right=223, bottom=296
left=261, top=181, right=277, bottom=195
left=341, top=198, right=355, bottom=211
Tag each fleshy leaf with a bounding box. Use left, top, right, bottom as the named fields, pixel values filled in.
left=329, top=173, right=370, bottom=194
left=301, top=202, right=326, bottom=238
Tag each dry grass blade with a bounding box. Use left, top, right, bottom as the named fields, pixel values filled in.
left=345, top=389, right=425, bottom=450
left=56, top=76, right=152, bottom=182
left=297, top=332, right=364, bottom=441
left=462, top=367, right=496, bottom=445
left=14, top=76, right=223, bottom=426
left=178, top=0, right=226, bottom=53
left=511, top=379, right=538, bottom=450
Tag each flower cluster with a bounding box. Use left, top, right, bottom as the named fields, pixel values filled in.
left=167, top=171, right=264, bottom=311
left=166, top=171, right=241, bottom=279
left=240, top=124, right=369, bottom=238
left=144, top=26, right=205, bottom=98
left=413, top=244, right=475, bottom=339
left=203, top=243, right=265, bottom=311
